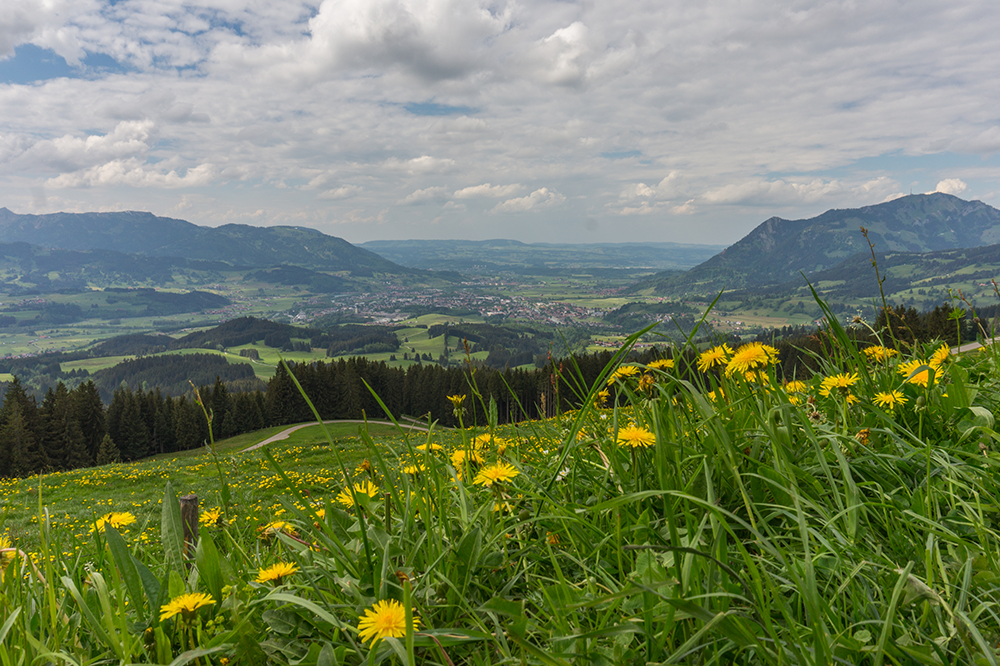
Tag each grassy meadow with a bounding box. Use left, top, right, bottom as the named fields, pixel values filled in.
left=4, top=308, right=1000, bottom=664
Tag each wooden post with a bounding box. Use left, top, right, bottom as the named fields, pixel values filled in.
left=179, top=494, right=199, bottom=561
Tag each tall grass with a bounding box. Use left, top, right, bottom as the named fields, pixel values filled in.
left=2, top=304, right=1000, bottom=664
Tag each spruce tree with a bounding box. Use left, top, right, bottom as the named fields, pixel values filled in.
left=95, top=434, right=120, bottom=465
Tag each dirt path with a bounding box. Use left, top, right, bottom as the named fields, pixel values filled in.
left=240, top=420, right=433, bottom=453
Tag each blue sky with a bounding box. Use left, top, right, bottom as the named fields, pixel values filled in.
left=1, top=0, right=999, bottom=245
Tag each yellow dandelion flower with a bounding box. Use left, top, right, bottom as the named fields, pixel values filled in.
left=199, top=507, right=224, bottom=527
left=336, top=480, right=381, bottom=507
left=446, top=394, right=466, bottom=409
left=898, top=359, right=932, bottom=387
left=92, top=512, right=136, bottom=533
left=616, top=424, right=656, bottom=448
left=648, top=358, right=674, bottom=370
left=259, top=520, right=296, bottom=538
left=593, top=389, right=609, bottom=406
left=697, top=344, right=733, bottom=372
left=818, top=372, right=860, bottom=397
left=929, top=345, right=950, bottom=370
left=451, top=448, right=484, bottom=468
left=873, top=390, right=907, bottom=411
left=255, top=562, right=299, bottom=584
left=783, top=380, right=807, bottom=393
left=159, top=592, right=215, bottom=622
left=638, top=373, right=656, bottom=392
left=402, top=464, right=425, bottom=476
left=415, top=443, right=443, bottom=452
left=862, top=346, right=898, bottom=362
left=855, top=428, right=871, bottom=445
left=357, top=599, right=419, bottom=645
left=606, top=365, right=641, bottom=385
left=473, top=461, right=520, bottom=487
left=725, top=343, right=778, bottom=376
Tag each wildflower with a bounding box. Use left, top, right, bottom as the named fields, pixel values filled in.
left=873, top=390, right=908, bottom=411
left=546, top=532, right=560, bottom=546
left=606, top=365, right=641, bottom=385
left=356, top=459, right=373, bottom=475
left=199, top=507, right=224, bottom=527
left=616, top=424, right=656, bottom=448
left=725, top=343, right=778, bottom=376
left=697, top=344, right=733, bottom=372
left=855, top=428, right=871, bottom=446
left=160, top=592, right=215, bottom=622
left=402, top=464, right=425, bottom=476
left=929, top=345, right=950, bottom=370
left=898, top=359, right=932, bottom=387
left=451, top=448, right=484, bottom=468
left=337, top=480, right=381, bottom=507
left=357, top=599, right=419, bottom=645
left=446, top=394, right=466, bottom=409
left=862, top=346, right=898, bottom=362
left=0, top=533, right=15, bottom=566
left=819, top=373, right=860, bottom=397
left=255, top=562, right=299, bottom=584
left=593, top=389, right=609, bottom=406
left=474, top=461, right=520, bottom=487
left=415, top=443, right=442, bottom=452
left=638, top=373, right=656, bottom=393
left=260, top=521, right=296, bottom=538
left=648, top=359, right=674, bottom=370
left=783, top=380, right=807, bottom=393
left=92, top=512, right=136, bottom=533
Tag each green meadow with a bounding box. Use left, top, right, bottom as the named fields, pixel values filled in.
left=4, top=306, right=1000, bottom=664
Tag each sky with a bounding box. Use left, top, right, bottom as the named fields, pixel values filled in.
left=1, top=1, right=999, bottom=246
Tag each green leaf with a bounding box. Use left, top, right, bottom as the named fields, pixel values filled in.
left=478, top=597, right=524, bottom=617
left=195, top=532, right=225, bottom=605
left=104, top=525, right=147, bottom=622
left=134, top=558, right=162, bottom=626
left=161, top=482, right=185, bottom=572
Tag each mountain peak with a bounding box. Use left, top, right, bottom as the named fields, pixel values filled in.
left=636, top=194, right=1000, bottom=296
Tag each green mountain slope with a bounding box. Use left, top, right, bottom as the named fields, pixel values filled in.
left=635, top=193, right=1000, bottom=296
left=0, top=209, right=415, bottom=275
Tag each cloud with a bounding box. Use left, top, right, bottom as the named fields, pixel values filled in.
left=453, top=183, right=522, bottom=198
left=2, top=120, right=155, bottom=174
left=317, top=185, right=361, bottom=200
left=399, top=186, right=448, bottom=204
left=383, top=155, right=457, bottom=174
left=46, top=159, right=215, bottom=188
left=930, top=178, right=968, bottom=196
left=492, top=187, right=565, bottom=213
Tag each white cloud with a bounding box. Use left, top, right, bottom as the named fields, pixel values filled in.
left=492, top=187, right=565, bottom=213
left=2, top=121, right=155, bottom=174
left=46, top=159, right=215, bottom=188
left=399, top=186, right=448, bottom=204
left=931, top=178, right=968, bottom=196
left=317, top=185, right=361, bottom=200
left=383, top=155, right=457, bottom=174
left=453, top=183, right=522, bottom=198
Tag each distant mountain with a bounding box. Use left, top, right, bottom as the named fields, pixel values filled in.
left=635, top=193, right=1000, bottom=295
left=360, top=239, right=725, bottom=273
left=0, top=208, right=414, bottom=275
left=0, top=241, right=230, bottom=291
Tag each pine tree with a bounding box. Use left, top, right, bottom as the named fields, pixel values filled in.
left=96, top=434, right=120, bottom=465
left=72, top=380, right=106, bottom=462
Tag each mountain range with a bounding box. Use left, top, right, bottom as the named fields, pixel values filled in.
left=634, top=193, right=1000, bottom=296
left=0, top=208, right=411, bottom=275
